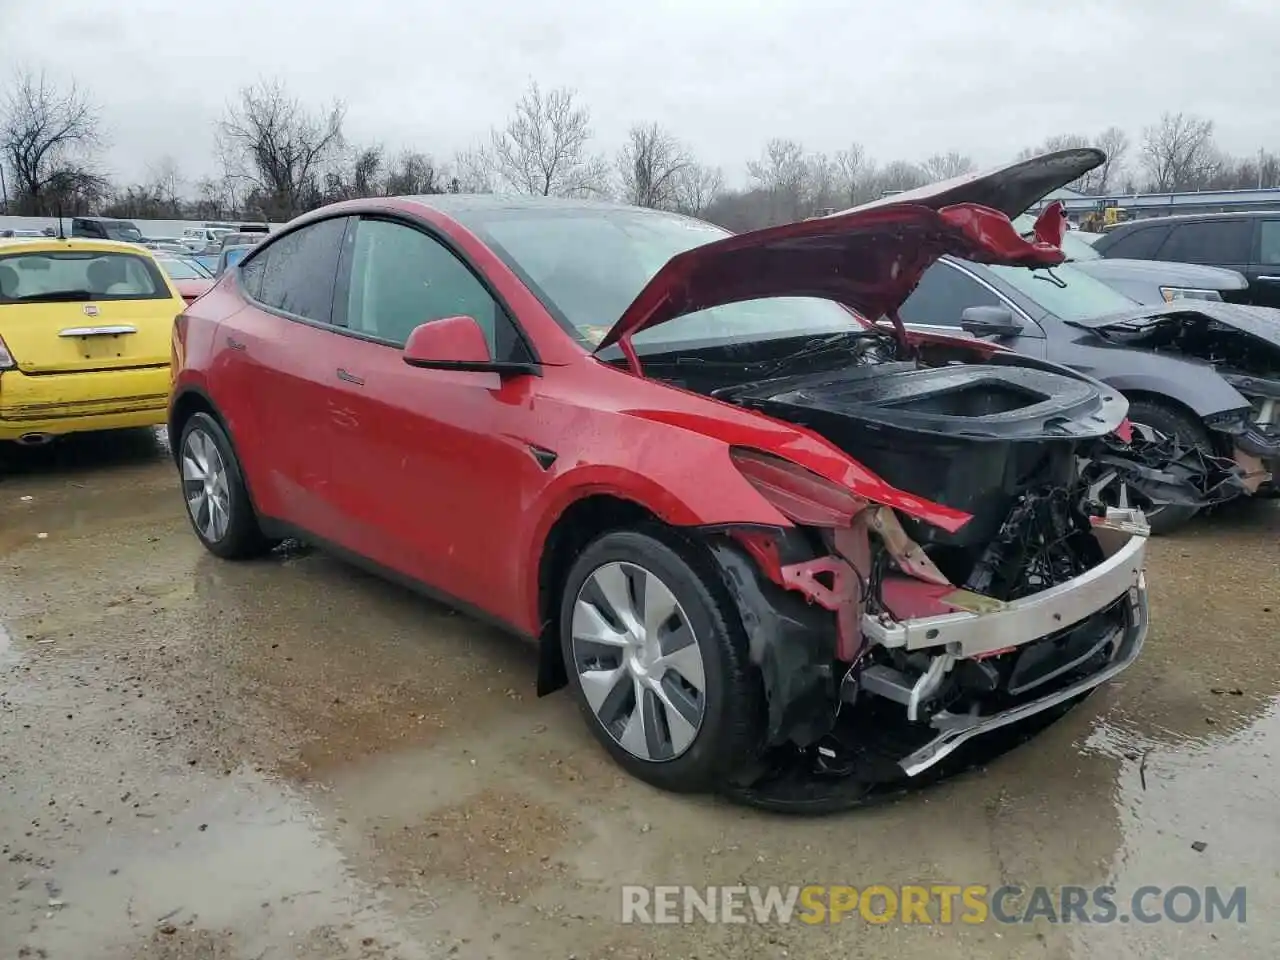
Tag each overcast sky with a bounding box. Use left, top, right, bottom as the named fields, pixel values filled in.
left=3, top=0, right=1277, bottom=190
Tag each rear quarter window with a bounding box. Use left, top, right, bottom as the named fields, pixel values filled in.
left=1158, top=220, right=1252, bottom=263
left=0, top=251, right=170, bottom=303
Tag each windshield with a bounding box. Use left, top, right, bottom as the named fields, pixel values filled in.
left=467, top=207, right=860, bottom=351
left=0, top=250, right=168, bottom=303
left=157, top=257, right=209, bottom=280
left=1012, top=213, right=1100, bottom=261
left=986, top=261, right=1138, bottom=321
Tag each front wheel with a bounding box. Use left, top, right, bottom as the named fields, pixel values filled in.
left=558, top=528, right=763, bottom=793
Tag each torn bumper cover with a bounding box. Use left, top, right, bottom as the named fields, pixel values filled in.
left=709, top=508, right=1149, bottom=783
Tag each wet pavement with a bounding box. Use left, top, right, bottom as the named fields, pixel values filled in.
left=1, top=429, right=1277, bottom=959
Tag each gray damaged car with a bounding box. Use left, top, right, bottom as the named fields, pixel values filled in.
left=896, top=252, right=1280, bottom=533
left=1025, top=221, right=1250, bottom=306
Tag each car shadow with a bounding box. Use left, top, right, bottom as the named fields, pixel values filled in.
left=0, top=427, right=169, bottom=478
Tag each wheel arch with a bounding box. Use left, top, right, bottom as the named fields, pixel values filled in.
left=168, top=386, right=223, bottom=463
left=532, top=492, right=663, bottom=696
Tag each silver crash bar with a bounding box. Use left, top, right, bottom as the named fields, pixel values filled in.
left=899, top=578, right=1148, bottom=777
left=862, top=522, right=1149, bottom=658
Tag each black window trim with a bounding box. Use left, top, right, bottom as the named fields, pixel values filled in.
left=234, top=213, right=352, bottom=330
left=237, top=208, right=541, bottom=368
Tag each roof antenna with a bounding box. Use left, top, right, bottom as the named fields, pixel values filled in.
left=56, top=203, right=66, bottom=240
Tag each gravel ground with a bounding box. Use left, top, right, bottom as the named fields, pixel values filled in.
left=1, top=429, right=1277, bottom=959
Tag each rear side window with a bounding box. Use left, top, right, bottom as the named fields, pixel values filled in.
left=1257, top=221, right=1280, bottom=265
left=898, top=262, right=1003, bottom=326
left=1099, top=224, right=1170, bottom=260
left=0, top=251, right=169, bottom=303
left=1158, top=220, right=1252, bottom=263
left=249, top=217, right=347, bottom=324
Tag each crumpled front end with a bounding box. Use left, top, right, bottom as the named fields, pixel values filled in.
left=705, top=455, right=1149, bottom=811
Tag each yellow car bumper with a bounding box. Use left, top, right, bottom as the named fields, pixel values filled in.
left=0, top=365, right=170, bottom=441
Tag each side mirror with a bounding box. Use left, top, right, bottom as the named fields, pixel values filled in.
left=960, top=305, right=1023, bottom=338
left=402, top=316, right=539, bottom=377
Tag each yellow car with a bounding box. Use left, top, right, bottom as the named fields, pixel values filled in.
left=0, top=237, right=185, bottom=444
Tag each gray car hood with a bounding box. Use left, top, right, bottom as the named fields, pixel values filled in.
left=1066, top=299, right=1280, bottom=348
left=1071, top=258, right=1248, bottom=291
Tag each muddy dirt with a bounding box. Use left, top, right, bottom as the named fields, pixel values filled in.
left=1, top=429, right=1277, bottom=959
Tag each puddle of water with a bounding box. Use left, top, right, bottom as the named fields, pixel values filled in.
left=11, top=768, right=433, bottom=959
left=1069, top=701, right=1280, bottom=957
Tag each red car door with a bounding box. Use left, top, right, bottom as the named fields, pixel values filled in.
left=214, top=216, right=353, bottom=537
left=320, top=215, right=547, bottom=621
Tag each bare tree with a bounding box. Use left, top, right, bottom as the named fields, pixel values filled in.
left=147, top=155, right=183, bottom=212
left=452, top=146, right=494, bottom=193
left=921, top=151, right=975, bottom=181
left=217, top=78, right=346, bottom=219
left=1093, top=126, right=1129, bottom=194
left=671, top=162, right=723, bottom=217
left=865, top=160, right=929, bottom=197
left=489, top=81, right=609, bottom=197
left=384, top=150, right=446, bottom=195
left=834, top=143, right=868, bottom=205
left=617, top=122, right=690, bottom=208
left=0, top=68, right=103, bottom=215
left=1140, top=112, right=1220, bottom=192
left=747, top=138, right=810, bottom=223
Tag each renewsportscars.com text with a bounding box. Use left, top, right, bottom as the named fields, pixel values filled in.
left=620, top=884, right=1247, bottom=925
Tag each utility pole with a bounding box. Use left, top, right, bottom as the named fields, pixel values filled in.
left=0, top=161, right=8, bottom=215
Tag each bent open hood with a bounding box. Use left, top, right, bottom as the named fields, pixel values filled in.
left=594, top=149, right=1103, bottom=355
left=1066, top=300, right=1280, bottom=350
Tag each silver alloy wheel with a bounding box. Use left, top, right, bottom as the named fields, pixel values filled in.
left=570, top=561, right=707, bottom=762
left=182, top=428, right=232, bottom=543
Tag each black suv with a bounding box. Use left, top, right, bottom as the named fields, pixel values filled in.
left=1093, top=210, right=1280, bottom=307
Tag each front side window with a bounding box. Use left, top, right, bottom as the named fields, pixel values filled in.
left=1159, top=220, right=1252, bottom=263
left=249, top=217, right=347, bottom=324
left=0, top=251, right=169, bottom=303
left=341, top=218, right=506, bottom=350
left=898, top=262, right=1003, bottom=326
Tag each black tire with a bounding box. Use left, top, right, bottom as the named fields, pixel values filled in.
left=1124, top=399, right=1214, bottom=535
left=177, top=412, right=276, bottom=559
left=558, top=527, right=763, bottom=793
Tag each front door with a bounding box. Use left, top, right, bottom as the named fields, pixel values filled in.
left=320, top=215, right=546, bottom=619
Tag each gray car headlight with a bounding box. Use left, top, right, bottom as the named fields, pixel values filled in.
left=1160, top=286, right=1223, bottom=303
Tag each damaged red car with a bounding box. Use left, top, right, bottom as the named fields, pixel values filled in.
left=169, top=149, right=1150, bottom=810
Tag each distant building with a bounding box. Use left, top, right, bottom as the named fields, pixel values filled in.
left=1031, top=186, right=1280, bottom=221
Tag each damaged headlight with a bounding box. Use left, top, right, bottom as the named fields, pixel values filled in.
left=1160, top=286, right=1223, bottom=303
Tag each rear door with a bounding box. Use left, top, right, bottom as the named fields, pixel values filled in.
left=0, top=247, right=181, bottom=375
left=1153, top=219, right=1254, bottom=295
left=212, top=216, right=352, bottom=536
left=1247, top=217, right=1280, bottom=308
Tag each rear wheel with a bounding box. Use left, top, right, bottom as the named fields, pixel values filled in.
left=559, top=528, right=762, bottom=793
left=1088, top=399, right=1213, bottom=535
left=179, top=412, right=276, bottom=559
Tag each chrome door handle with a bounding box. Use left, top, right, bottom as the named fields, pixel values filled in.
left=1256, top=275, right=1280, bottom=282
left=336, top=368, right=364, bottom=386
left=226, top=336, right=246, bottom=351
